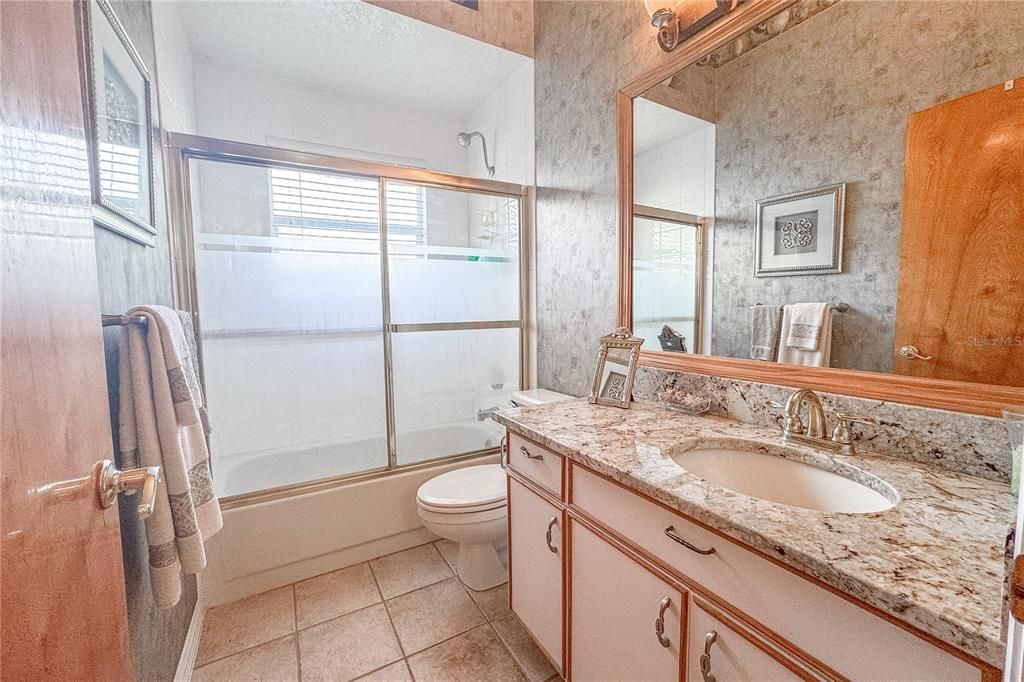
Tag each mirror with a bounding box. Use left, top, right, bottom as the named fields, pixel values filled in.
left=627, top=1, right=1024, bottom=390
left=590, top=328, right=643, bottom=409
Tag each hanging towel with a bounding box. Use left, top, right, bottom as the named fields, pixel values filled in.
left=750, top=304, right=783, bottom=361
left=118, top=305, right=222, bottom=608
left=778, top=303, right=833, bottom=367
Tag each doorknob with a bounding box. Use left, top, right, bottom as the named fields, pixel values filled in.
left=898, top=344, right=933, bottom=361
left=94, top=460, right=161, bottom=520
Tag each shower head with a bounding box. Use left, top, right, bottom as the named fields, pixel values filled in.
left=456, top=131, right=495, bottom=177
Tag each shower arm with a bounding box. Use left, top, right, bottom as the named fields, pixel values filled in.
left=460, top=132, right=495, bottom=177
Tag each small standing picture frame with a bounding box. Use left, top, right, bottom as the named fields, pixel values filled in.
left=76, top=0, right=158, bottom=247
left=589, top=328, right=644, bottom=409
left=754, top=183, right=845, bottom=277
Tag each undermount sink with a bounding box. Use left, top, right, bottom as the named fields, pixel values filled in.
left=671, top=445, right=896, bottom=514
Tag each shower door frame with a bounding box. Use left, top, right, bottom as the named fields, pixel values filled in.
left=163, top=132, right=531, bottom=508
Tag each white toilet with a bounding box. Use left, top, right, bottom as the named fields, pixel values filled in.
left=416, top=389, right=573, bottom=591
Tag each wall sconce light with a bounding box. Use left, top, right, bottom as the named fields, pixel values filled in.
left=643, top=0, right=740, bottom=52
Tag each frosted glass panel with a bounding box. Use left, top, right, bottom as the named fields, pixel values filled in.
left=392, top=328, right=520, bottom=465
left=633, top=216, right=700, bottom=353
left=190, top=158, right=388, bottom=497
left=387, top=182, right=520, bottom=323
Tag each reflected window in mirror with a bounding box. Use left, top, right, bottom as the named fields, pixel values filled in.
left=625, top=0, right=1024, bottom=388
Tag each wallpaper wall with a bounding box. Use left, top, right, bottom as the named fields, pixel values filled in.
left=706, top=0, right=1024, bottom=372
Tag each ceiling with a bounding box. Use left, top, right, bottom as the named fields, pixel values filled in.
left=173, top=0, right=530, bottom=118
left=634, top=97, right=711, bottom=157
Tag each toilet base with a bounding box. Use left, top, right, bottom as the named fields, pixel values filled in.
left=457, top=541, right=507, bottom=591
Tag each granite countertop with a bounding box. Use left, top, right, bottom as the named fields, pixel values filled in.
left=494, top=398, right=1014, bottom=668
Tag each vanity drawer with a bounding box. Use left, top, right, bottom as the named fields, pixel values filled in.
left=507, top=433, right=563, bottom=499
left=570, top=464, right=981, bottom=681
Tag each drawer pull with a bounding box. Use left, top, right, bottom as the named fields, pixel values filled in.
left=520, top=445, right=543, bottom=460
left=545, top=517, right=558, bottom=553
left=664, top=525, right=716, bottom=556
left=699, top=630, right=718, bottom=682
left=654, top=596, right=672, bottom=648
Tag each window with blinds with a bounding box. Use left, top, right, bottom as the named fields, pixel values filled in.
left=270, top=168, right=424, bottom=243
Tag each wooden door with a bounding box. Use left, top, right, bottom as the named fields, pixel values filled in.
left=570, top=521, right=683, bottom=681
left=1, top=1, right=132, bottom=679
left=894, top=77, right=1024, bottom=384
left=509, top=478, right=564, bottom=671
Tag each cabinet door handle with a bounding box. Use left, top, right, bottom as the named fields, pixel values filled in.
left=654, top=596, right=672, bottom=648
left=699, top=630, right=718, bottom=682
left=520, top=445, right=543, bottom=460
left=664, top=525, right=716, bottom=555
left=545, top=517, right=558, bottom=553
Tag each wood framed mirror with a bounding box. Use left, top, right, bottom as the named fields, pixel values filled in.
left=617, top=0, right=1024, bottom=416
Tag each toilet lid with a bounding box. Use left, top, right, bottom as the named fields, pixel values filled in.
left=417, top=464, right=506, bottom=511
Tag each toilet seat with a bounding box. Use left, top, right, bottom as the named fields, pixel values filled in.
left=416, top=464, right=506, bottom=514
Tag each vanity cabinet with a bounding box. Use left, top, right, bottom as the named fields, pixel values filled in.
left=504, top=432, right=997, bottom=682
left=570, top=521, right=683, bottom=681
left=508, top=477, right=563, bottom=670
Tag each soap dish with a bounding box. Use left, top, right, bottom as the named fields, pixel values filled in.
left=657, top=391, right=712, bottom=416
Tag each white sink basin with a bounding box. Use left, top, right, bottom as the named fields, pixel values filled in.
left=672, top=447, right=895, bottom=513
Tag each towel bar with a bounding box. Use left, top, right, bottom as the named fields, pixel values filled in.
left=101, top=313, right=148, bottom=327
left=750, top=302, right=848, bottom=313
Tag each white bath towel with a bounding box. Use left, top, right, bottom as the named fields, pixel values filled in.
left=778, top=303, right=833, bottom=367
left=118, top=305, right=222, bottom=608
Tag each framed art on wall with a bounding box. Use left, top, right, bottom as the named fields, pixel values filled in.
left=77, top=0, right=157, bottom=247
left=754, top=183, right=845, bottom=277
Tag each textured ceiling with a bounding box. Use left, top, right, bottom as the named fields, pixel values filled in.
left=173, top=0, right=530, bottom=118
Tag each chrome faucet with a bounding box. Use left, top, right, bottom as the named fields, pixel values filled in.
left=772, top=388, right=879, bottom=455
left=477, top=406, right=500, bottom=421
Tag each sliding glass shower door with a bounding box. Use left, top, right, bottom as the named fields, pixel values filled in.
left=172, top=136, right=525, bottom=500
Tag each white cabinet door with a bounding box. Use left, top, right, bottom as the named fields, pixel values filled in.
left=687, top=598, right=802, bottom=682
left=570, top=521, right=682, bottom=681
left=509, top=478, right=563, bottom=670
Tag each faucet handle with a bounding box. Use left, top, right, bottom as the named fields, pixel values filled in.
left=830, top=413, right=879, bottom=447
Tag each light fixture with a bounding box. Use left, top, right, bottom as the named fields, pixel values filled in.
left=643, top=0, right=740, bottom=52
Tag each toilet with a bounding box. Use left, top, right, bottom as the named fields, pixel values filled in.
left=416, top=389, right=573, bottom=590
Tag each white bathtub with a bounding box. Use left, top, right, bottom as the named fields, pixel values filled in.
left=215, top=420, right=502, bottom=498
left=201, top=421, right=504, bottom=605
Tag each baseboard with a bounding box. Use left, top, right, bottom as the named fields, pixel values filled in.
left=174, top=591, right=206, bottom=682
left=203, top=527, right=438, bottom=607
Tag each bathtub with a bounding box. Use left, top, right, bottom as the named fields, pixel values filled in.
left=215, top=420, right=502, bottom=498
left=201, top=421, right=502, bottom=606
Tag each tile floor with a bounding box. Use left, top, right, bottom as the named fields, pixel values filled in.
left=192, top=540, right=561, bottom=682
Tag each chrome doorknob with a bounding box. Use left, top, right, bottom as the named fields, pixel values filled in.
left=94, top=460, right=161, bottom=520
left=898, top=344, right=933, bottom=361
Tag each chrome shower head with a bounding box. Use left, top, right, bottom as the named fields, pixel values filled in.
left=456, top=131, right=495, bottom=177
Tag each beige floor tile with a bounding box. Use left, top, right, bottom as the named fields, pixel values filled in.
left=492, top=614, right=557, bottom=682
left=386, top=577, right=485, bottom=653
left=191, top=636, right=298, bottom=682
left=196, top=586, right=295, bottom=666
left=353, top=660, right=414, bottom=681
left=406, top=625, right=526, bottom=682
left=433, top=539, right=459, bottom=569
left=298, top=604, right=403, bottom=682
left=467, top=581, right=510, bottom=621
left=295, top=562, right=381, bottom=629
left=369, top=544, right=452, bottom=599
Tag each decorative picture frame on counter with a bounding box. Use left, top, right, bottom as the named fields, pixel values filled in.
left=754, top=183, right=845, bottom=277
left=589, top=328, right=644, bottom=409
left=76, top=0, right=158, bottom=247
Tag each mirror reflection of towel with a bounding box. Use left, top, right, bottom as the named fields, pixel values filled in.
left=778, top=303, right=832, bottom=367
left=750, top=305, right=783, bottom=361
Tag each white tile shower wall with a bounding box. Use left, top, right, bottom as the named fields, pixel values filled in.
left=633, top=124, right=714, bottom=217
left=192, top=62, right=471, bottom=176
left=151, top=1, right=197, bottom=134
